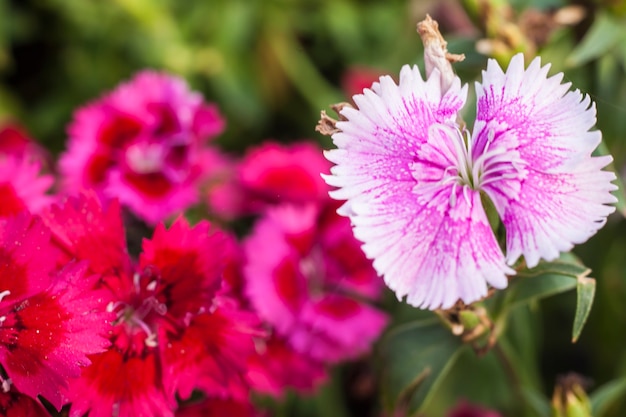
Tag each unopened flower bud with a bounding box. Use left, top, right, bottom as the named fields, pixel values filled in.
left=551, top=374, right=592, bottom=417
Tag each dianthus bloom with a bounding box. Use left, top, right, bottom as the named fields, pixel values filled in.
left=59, top=71, right=225, bottom=224
left=323, top=53, right=617, bottom=309
left=0, top=123, right=53, bottom=217
left=43, top=194, right=259, bottom=417
left=244, top=203, right=388, bottom=362
left=207, top=141, right=333, bottom=219
left=0, top=156, right=54, bottom=217
left=0, top=214, right=112, bottom=412
left=246, top=335, right=327, bottom=397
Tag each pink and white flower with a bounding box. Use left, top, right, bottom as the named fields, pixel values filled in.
left=59, top=71, right=225, bottom=224
left=324, top=53, right=617, bottom=310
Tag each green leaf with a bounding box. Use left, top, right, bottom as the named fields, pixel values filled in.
left=566, top=12, right=626, bottom=67
left=380, top=318, right=465, bottom=414
left=572, top=277, right=596, bottom=343
left=488, top=255, right=590, bottom=325
left=590, top=377, right=626, bottom=417
left=521, top=386, right=551, bottom=417
left=505, top=273, right=578, bottom=310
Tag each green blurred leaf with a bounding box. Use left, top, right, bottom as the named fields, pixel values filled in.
left=572, top=277, right=595, bottom=343
left=380, top=318, right=465, bottom=414
left=521, top=386, right=551, bottom=417
left=590, top=377, right=626, bottom=417
left=567, top=12, right=626, bottom=67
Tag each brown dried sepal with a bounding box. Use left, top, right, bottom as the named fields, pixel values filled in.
left=437, top=298, right=497, bottom=356
left=316, top=102, right=353, bottom=136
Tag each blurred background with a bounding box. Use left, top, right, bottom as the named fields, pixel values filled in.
left=2, top=0, right=626, bottom=415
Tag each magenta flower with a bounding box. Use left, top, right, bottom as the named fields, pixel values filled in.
left=208, top=141, right=334, bottom=219
left=44, top=194, right=259, bottom=417
left=0, top=213, right=112, bottom=411
left=238, top=141, right=332, bottom=208
left=244, top=203, right=388, bottom=363
left=59, top=71, right=225, bottom=224
left=324, top=53, right=617, bottom=309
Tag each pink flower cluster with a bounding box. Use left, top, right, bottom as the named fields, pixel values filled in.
left=59, top=71, right=225, bottom=224
left=0, top=70, right=388, bottom=415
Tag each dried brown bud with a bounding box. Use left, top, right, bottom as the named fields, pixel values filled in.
left=315, top=102, right=353, bottom=136
left=417, top=15, right=464, bottom=92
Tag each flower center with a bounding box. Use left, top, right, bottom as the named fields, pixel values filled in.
left=299, top=247, right=327, bottom=297
left=125, top=142, right=164, bottom=174
left=412, top=124, right=525, bottom=208
left=107, top=269, right=167, bottom=347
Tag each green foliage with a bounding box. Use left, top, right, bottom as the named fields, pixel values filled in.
left=380, top=318, right=465, bottom=414
left=590, top=377, right=626, bottom=417
left=381, top=255, right=603, bottom=415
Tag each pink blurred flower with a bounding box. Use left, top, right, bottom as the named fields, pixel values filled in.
left=0, top=156, right=54, bottom=217
left=0, top=213, right=112, bottom=410
left=59, top=71, right=225, bottom=224
left=44, top=194, right=259, bottom=417
left=342, top=66, right=385, bottom=98
left=0, top=122, right=54, bottom=217
left=0, top=122, right=49, bottom=162
left=247, top=334, right=328, bottom=397
left=244, top=202, right=388, bottom=363
left=324, top=53, right=617, bottom=309
left=447, top=400, right=502, bottom=417
left=239, top=141, right=331, bottom=206
left=208, top=141, right=332, bottom=219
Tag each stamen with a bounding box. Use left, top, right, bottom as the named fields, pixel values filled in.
left=133, top=272, right=141, bottom=292
left=449, top=182, right=457, bottom=207
left=0, top=290, right=11, bottom=303
left=144, top=332, right=158, bottom=348
left=129, top=315, right=158, bottom=347
left=1, top=377, right=11, bottom=393
left=146, top=280, right=158, bottom=292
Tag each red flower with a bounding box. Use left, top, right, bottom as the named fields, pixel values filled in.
left=0, top=214, right=112, bottom=410
left=45, top=194, right=260, bottom=416
left=0, top=387, right=51, bottom=417
left=247, top=335, right=327, bottom=397
left=176, top=398, right=263, bottom=417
